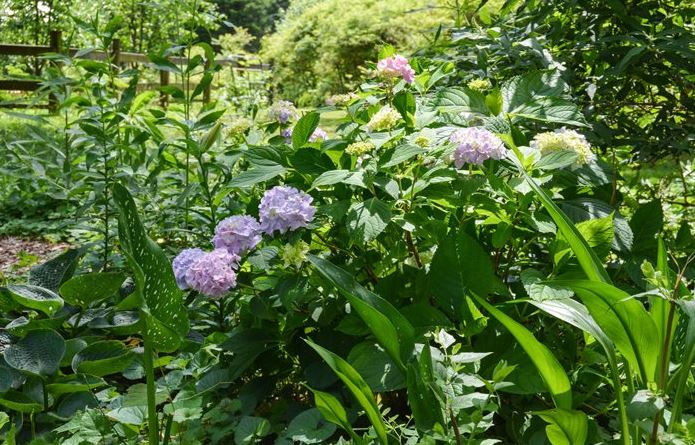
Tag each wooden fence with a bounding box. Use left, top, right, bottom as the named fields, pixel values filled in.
left=0, top=30, right=269, bottom=111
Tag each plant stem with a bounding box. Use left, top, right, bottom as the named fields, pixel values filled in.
left=624, top=361, right=641, bottom=445
left=449, top=408, right=462, bottom=445
left=608, top=358, right=631, bottom=445
left=143, top=334, right=159, bottom=445
left=42, top=379, right=48, bottom=411
left=162, top=414, right=173, bottom=445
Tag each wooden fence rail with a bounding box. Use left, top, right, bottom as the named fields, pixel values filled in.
left=0, top=30, right=268, bottom=111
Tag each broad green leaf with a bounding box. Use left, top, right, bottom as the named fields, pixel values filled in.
left=502, top=71, right=567, bottom=113
left=672, top=300, right=695, bottom=425
left=312, top=170, right=367, bottom=189
left=346, top=199, right=391, bottom=244
left=285, top=408, right=337, bottom=444
left=431, top=87, right=488, bottom=115
left=235, top=416, right=271, bottom=445
left=348, top=342, right=406, bottom=392
left=0, top=391, right=43, bottom=413
left=511, top=97, right=586, bottom=127
left=4, top=329, right=65, bottom=376
left=652, top=237, right=677, bottom=381
left=2, top=285, right=63, bottom=316
left=536, top=150, right=579, bottom=170
left=59, top=272, right=127, bottom=308
left=28, top=248, right=84, bottom=292
left=393, top=91, right=416, bottom=127
left=470, top=294, right=572, bottom=409
left=305, top=339, right=388, bottom=445
left=378, top=144, right=425, bottom=169
left=534, top=408, right=588, bottom=445
left=229, top=164, right=286, bottom=188
left=71, top=340, right=134, bottom=376
left=308, top=255, right=415, bottom=370
left=518, top=164, right=611, bottom=283
left=555, top=216, right=614, bottom=264
left=629, top=200, right=663, bottom=254
left=428, top=229, right=501, bottom=331
left=293, top=112, right=321, bottom=149
left=112, top=183, right=189, bottom=352
left=554, top=280, right=659, bottom=383
left=310, top=388, right=363, bottom=445
left=46, top=375, right=107, bottom=396
left=0, top=412, right=8, bottom=430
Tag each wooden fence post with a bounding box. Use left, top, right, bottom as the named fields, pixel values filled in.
left=111, top=38, right=121, bottom=68
left=48, top=30, right=62, bottom=113
left=160, top=70, right=169, bottom=109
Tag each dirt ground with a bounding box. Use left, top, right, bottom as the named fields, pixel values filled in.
left=0, top=236, right=70, bottom=278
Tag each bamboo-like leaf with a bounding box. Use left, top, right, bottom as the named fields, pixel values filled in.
left=553, top=280, right=658, bottom=383
left=310, top=388, right=364, bottom=445
left=470, top=294, right=572, bottom=409
left=305, top=339, right=388, bottom=445
left=308, top=255, right=414, bottom=372
left=534, top=408, right=588, bottom=445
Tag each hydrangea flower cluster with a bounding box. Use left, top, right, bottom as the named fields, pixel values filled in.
left=281, top=126, right=328, bottom=143
left=213, top=215, right=262, bottom=255
left=377, top=55, right=415, bottom=84
left=467, top=78, right=492, bottom=91
left=227, top=117, right=252, bottom=138
left=184, top=249, right=239, bottom=299
left=269, top=100, right=299, bottom=124
left=259, top=186, right=316, bottom=235
left=531, top=128, right=595, bottom=165
left=449, top=127, right=507, bottom=167
left=366, top=105, right=401, bottom=132
left=172, top=186, right=316, bottom=297
left=345, top=141, right=376, bottom=156
left=325, top=92, right=359, bottom=106
left=281, top=241, right=310, bottom=269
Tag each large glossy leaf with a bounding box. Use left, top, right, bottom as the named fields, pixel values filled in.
left=308, top=255, right=414, bottom=371
left=534, top=409, right=588, bottom=445
left=470, top=294, right=572, bottom=410
left=2, top=285, right=63, bottom=316
left=112, top=183, right=189, bottom=352
left=4, top=329, right=65, bottom=377
left=71, top=340, right=135, bottom=376
left=431, top=87, right=488, bottom=115
left=285, top=408, right=337, bottom=444
left=292, top=112, right=321, bottom=148
left=305, top=339, right=388, bottom=445
left=0, top=391, right=43, bottom=413
left=28, top=247, right=85, bottom=292
left=59, top=272, right=127, bottom=308
left=345, top=198, right=392, bottom=245
left=46, top=375, right=107, bottom=396
left=554, top=280, right=659, bottom=383
left=407, top=344, right=444, bottom=430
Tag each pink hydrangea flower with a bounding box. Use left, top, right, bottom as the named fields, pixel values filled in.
left=449, top=127, right=507, bottom=167
left=377, top=55, right=415, bottom=84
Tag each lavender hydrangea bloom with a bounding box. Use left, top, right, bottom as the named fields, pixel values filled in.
left=449, top=127, right=507, bottom=167
left=259, top=186, right=316, bottom=235
left=213, top=215, right=262, bottom=255
left=269, top=100, right=299, bottom=124
left=184, top=249, right=239, bottom=299
left=172, top=248, right=205, bottom=290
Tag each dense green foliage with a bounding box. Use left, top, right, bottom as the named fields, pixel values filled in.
left=0, top=2, right=694, bottom=445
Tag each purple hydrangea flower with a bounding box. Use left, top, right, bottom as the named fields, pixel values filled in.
left=184, top=249, right=239, bottom=299
left=172, top=248, right=205, bottom=290
left=259, top=186, right=316, bottom=235
left=269, top=100, right=299, bottom=124
left=281, top=126, right=327, bottom=143
left=449, top=127, right=507, bottom=167
left=213, top=215, right=262, bottom=255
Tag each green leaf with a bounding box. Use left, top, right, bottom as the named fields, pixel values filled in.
left=310, top=389, right=363, bottom=445
left=229, top=164, right=287, bottom=189
left=346, top=198, right=391, bottom=244
left=4, top=329, right=65, bottom=376
left=431, top=87, right=488, bottom=115
left=28, top=248, right=84, bottom=292
left=305, top=339, right=388, bottom=445
left=470, top=294, right=572, bottom=409
left=308, top=255, right=415, bottom=370
left=629, top=200, right=663, bottom=254
left=348, top=342, right=406, bottom=392
left=534, top=408, right=588, bottom=445
left=71, top=340, right=135, bottom=377
left=285, top=408, right=337, bottom=444
left=46, top=375, right=107, bottom=396
left=554, top=280, right=659, bottom=383
left=293, top=112, right=321, bottom=149
left=502, top=71, right=567, bottom=113
left=511, top=97, right=586, bottom=127
left=0, top=391, right=43, bottom=414
left=536, top=150, right=579, bottom=170
left=518, top=164, right=611, bottom=283
left=234, top=416, right=271, bottom=445
left=428, top=229, right=501, bottom=330
left=112, top=183, right=189, bottom=352
left=378, top=144, right=425, bottom=169
left=393, top=91, right=416, bottom=127
left=407, top=344, right=445, bottom=430
left=59, top=272, right=127, bottom=308
left=555, top=216, right=614, bottom=264
left=312, top=170, right=367, bottom=189
left=627, top=390, right=664, bottom=421
left=2, top=285, right=63, bottom=316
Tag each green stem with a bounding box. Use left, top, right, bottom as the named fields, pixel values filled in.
left=624, top=361, right=641, bottom=445
left=143, top=334, right=159, bottom=445
left=608, top=358, right=631, bottom=445
left=162, top=414, right=173, bottom=445
left=42, top=378, right=48, bottom=411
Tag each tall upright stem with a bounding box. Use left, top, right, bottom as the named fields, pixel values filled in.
left=143, top=334, right=159, bottom=445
